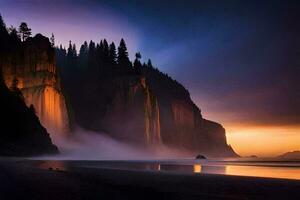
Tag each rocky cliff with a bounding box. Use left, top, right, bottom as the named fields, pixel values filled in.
left=1, top=34, right=70, bottom=137
left=56, top=39, right=237, bottom=157
left=141, top=65, right=237, bottom=157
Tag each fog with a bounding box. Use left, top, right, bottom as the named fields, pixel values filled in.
left=37, top=127, right=191, bottom=160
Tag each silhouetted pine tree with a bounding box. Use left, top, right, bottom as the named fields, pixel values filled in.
left=95, top=41, right=103, bottom=75
left=55, top=45, right=67, bottom=72
left=72, top=44, right=77, bottom=57
left=79, top=41, right=88, bottom=67
left=109, top=42, right=117, bottom=65
left=103, top=39, right=109, bottom=63
left=133, top=52, right=142, bottom=75
left=67, top=41, right=73, bottom=58
left=147, top=59, right=153, bottom=68
left=79, top=41, right=88, bottom=58
left=117, top=38, right=132, bottom=73
left=88, top=40, right=96, bottom=59
left=50, top=33, right=55, bottom=47
left=98, top=40, right=104, bottom=55
left=88, top=40, right=100, bottom=77
left=18, top=22, right=31, bottom=42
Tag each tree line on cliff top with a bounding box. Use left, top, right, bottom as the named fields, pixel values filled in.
left=0, top=13, right=189, bottom=104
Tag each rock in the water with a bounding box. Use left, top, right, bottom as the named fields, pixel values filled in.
left=196, top=154, right=206, bottom=159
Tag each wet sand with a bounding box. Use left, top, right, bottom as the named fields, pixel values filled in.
left=1, top=160, right=300, bottom=200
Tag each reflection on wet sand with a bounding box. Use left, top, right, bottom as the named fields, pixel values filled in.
left=36, top=160, right=67, bottom=171
left=193, top=164, right=201, bottom=173
left=34, top=160, right=300, bottom=180
left=225, top=165, right=300, bottom=180
left=201, top=165, right=226, bottom=174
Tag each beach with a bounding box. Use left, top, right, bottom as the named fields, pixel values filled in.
left=1, top=160, right=300, bottom=200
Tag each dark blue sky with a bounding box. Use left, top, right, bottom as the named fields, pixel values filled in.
left=1, top=0, right=299, bottom=128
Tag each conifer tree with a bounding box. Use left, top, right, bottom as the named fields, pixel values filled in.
left=50, top=33, right=55, bottom=47
left=79, top=41, right=88, bottom=57
left=117, top=38, right=132, bottom=69
left=79, top=41, right=89, bottom=62
left=78, top=41, right=88, bottom=68
left=109, top=42, right=117, bottom=65
left=67, top=41, right=73, bottom=58
left=72, top=44, right=77, bottom=57
left=133, top=52, right=142, bottom=74
left=18, top=22, right=31, bottom=41
left=147, top=59, right=153, bottom=68
left=88, top=40, right=96, bottom=61
left=103, top=39, right=109, bottom=62
left=88, top=41, right=97, bottom=69
left=96, top=40, right=104, bottom=60
left=59, top=45, right=67, bottom=57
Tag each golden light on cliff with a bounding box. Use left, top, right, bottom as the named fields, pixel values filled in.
left=21, top=85, right=69, bottom=136
left=2, top=63, right=69, bottom=137
left=143, top=81, right=161, bottom=145
left=43, top=87, right=63, bottom=130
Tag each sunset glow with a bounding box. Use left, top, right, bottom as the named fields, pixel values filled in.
left=226, top=125, right=300, bottom=157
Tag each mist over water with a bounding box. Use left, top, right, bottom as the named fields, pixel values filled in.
left=38, top=127, right=191, bottom=160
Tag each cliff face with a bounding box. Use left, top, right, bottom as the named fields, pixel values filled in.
left=68, top=74, right=161, bottom=146
left=1, top=34, right=69, bottom=137
left=102, top=76, right=161, bottom=145
left=142, top=66, right=237, bottom=157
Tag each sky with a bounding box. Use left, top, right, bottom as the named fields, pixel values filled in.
left=1, top=0, right=299, bottom=157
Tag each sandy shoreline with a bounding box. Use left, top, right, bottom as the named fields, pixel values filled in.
left=1, top=160, right=300, bottom=200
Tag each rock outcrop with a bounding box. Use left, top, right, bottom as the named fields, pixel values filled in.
left=1, top=34, right=69, bottom=137
left=0, top=70, right=58, bottom=156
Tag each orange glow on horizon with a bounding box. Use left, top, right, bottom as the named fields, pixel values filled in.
left=226, top=125, right=300, bottom=157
